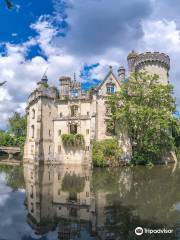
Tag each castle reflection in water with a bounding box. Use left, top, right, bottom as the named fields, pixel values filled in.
left=23, top=160, right=180, bottom=240
left=23, top=161, right=131, bottom=240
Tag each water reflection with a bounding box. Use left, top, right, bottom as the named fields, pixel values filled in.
left=22, top=163, right=180, bottom=240
left=0, top=163, right=179, bottom=239
left=23, top=163, right=95, bottom=239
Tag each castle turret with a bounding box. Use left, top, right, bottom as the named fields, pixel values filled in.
left=37, top=74, right=48, bottom=88
left=118, top=66, right=125, bottom=82
left=134, top=52, right=170, bottom=84
left=127, top=50, right=138, bottom=73
left=24, top=74, right=58, bottom=162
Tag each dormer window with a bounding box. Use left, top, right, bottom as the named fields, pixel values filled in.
left=106, top=83, right=116, bottom=94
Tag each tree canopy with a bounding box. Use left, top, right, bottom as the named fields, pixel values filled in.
left=108, top=71, right=177, bottom=165
left=8, top=112, right=27, bottom=137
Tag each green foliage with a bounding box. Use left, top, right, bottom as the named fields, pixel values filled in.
left=92, top=139, right=122, bottom=167
left=106, top=120, right=115, bottom=135
left=42, top=82, right=49, bottom=88
left=0, top=130, right=16, bottom=146
left=108, top=71, right=177, bottom=165
left=172, top=119, right=180, bottom=159
left=8, top=112, right=27, bottom=137
left=61, top=134, right=85, bottom=148
left=0, top=113, right=27, bottom=158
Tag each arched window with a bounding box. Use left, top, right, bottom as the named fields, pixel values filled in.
left=32, top=109, right=35, bottom=119
left=71, top=105, right=78, bottom=117
left=31, top=125, right=35, bottom=138
left=106, top=83, right=116, bottom=94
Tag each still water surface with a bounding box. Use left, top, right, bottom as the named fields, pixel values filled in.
left=0, top=163, right=180, bottom=240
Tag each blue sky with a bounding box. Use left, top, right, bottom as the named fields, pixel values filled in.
left=0, top=0, right=180, bottom=129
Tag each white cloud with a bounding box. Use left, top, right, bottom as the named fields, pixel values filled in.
left=1, top=3, right=180, bottom=130
left=0, top=173, right=11, bottom=207
left=139, top=19, right=180, bottom=111
left=0, top=88, right=12, bottom=102
left=30, top=15, right=62, bottom=57
left=140, top=20, right=180, bottom=53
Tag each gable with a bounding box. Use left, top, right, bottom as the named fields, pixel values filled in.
left=97, top=70, right=120, bottom=96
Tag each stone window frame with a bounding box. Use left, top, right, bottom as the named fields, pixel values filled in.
left=106, top=83, right=116, bottom=94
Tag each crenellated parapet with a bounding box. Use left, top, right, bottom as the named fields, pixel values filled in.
left=127, top=51, right=170, bottom=84
left=134, top=52, right=170, bottom=72
left=27, top=87, right=57, bottom=107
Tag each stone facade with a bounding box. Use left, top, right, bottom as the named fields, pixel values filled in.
left=24, top=51, right=170, bottom=165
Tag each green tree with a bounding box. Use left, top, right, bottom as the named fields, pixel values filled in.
left=0, top=130, right=16, bottom=146
left=8, top=112, right=27, bottom=137
left=108, top=71, right=176, bottom=165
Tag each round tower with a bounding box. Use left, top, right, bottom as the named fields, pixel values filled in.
left=134, top=52, right=170, bottom=84
left=127, top=50, right=138, bottom=73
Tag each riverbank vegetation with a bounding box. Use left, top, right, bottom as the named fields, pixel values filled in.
left=0, top=112, right=27, bottom=158
left=107, top=71, right=179, bottom=165
left=92, top=139, right=122, bottom=167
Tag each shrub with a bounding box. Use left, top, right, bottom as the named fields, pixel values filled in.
left=61, top=134, right=85, bottom=148
left=92, top=139, right=122, bottom=167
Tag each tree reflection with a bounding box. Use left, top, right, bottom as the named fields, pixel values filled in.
left=0, top=164, right=24, bottom=190
left=62, top=172, right=85, bottom=193
left=23, top=163, right=180, bottom=240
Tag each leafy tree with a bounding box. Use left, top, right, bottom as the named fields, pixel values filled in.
left=8, top=112, right=27, bottom=137
left=108, top=71, right=177, bottom=165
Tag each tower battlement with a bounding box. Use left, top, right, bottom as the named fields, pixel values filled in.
left=134, top=52, right=170, bottom=71
left=127, top=51, right=170, bottom=84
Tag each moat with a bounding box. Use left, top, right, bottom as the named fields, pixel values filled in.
left=0, top=163, right=180, bottom=240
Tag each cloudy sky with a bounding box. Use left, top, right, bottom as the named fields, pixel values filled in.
left=0, top=0, right=180, bottom=129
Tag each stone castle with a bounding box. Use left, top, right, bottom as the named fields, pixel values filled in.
left=24, top=51, right=170, bottom=165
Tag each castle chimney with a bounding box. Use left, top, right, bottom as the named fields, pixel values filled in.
left=118, top=66, right=125, bottom=81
